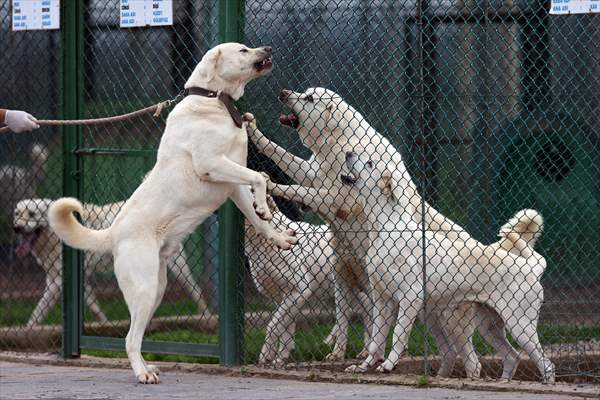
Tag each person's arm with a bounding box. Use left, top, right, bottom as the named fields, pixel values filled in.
left=1, top=109, right=40, bottom=132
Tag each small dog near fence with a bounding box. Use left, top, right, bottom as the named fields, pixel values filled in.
left=340, top=152, right=554, bottom=383
left=13, top=198, right=209, bottom=327
left=48, top=43, right=297, bottom=384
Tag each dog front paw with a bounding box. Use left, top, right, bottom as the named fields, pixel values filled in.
left=273, top=358, right=287, bottom=369
left=271, top=228, right=297, bottom=250
left=242, top=112, right=255, bottom=125
left=356, top=348, right=370, bottom=360
left=254, top=201, right=273, bottom=221
left=325, top=350, right=345, bottom=362
left=345, top=363, right=368, bottom=373
left=259, top=171, right=275, bottom=192
left=376, top=360, right=395, bottom=373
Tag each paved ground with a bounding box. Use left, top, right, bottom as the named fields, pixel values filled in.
left=0, top=361, right=591, bottom=400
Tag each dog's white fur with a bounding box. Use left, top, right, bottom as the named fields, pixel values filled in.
left=246, top=195, right=335, bottom=365
left=249, top=88, right=523, bottom=379
left=48, top=43, right=297, bottom=383
left=341, top=153, right=554, bottom=383
left=246, top=194, right=374, bottom=366
left=0, top=143, right=48, bottom=216
left=13, top=198, right=209, bottom=327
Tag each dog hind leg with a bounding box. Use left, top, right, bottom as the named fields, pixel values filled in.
left=114, top=239, right=162, bottom=384
left=500, top=306, right=554, bottom=383
left=476, top=305, right=519, bottom=380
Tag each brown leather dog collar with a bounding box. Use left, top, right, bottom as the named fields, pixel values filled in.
left=184, top=87, right=243, bottom=128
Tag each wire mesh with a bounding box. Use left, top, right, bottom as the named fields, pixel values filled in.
left=0, top=0, right=598, bottom=384
left=243, top=0, right=600, bottom=383
left=0, top=1, right=63, bottom=350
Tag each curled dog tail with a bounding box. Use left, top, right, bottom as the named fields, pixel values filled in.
left=48, top=197, right=112, bottom=253
left=498, top=209, right=544, bottom=256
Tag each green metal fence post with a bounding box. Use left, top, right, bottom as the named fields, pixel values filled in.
left=217, top=0, right=246, bottom=366
left=62, top=0, right=85, bottom=359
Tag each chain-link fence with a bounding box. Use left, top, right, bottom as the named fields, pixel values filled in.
left=1, top=0, right=598, bottom=384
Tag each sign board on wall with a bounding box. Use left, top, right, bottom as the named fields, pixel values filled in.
left=12, top=0, right=60, bottom=31
left=120, top=0, right=173, bottom=28
left=550, top=0, right=599, bottom=14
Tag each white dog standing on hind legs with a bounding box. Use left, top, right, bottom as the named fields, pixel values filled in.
left=248, top=88, right=521, bottom=379
left=48, top=43, right=298, bottom=384
left=340, top=151, right=555, bottom=383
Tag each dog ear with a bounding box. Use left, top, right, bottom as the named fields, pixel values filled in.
left=197, top=48, right=222, bottom=82
left=325, top=99, right=345, bottom=129
left=377, top=171, right=396, bottom=199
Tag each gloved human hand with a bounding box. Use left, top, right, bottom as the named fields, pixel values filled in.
left=4, top=110, right=40, bottom=133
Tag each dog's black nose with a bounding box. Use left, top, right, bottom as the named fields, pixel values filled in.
left=279, top=89, right=292, bottom=102
left=263, top=46, right=272, bottom=54
left=13, top=226, right=23, bottom=234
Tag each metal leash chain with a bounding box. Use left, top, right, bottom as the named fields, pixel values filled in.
left=0, top=91, right=186, bottom=134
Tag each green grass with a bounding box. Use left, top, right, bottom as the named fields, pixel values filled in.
left=3, top=297, right=600, bottom=364
left=78, top=320, right=600, bottom=365
left=0, top=298, right=199, bottom=327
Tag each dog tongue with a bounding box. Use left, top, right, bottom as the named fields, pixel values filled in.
left=279, top=114, right=298, bottom=127
left=15, top=236, right=34, bottom=259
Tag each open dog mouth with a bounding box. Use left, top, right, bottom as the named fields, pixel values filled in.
left=14, top=227, right=42, bottom=258
left=254, top=55, right=273, bottom=72
left=340, top=173, right=357, bottom=186
left=279, top=112, right=300, bottom=128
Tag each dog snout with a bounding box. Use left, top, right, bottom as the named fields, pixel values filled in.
left=13, top=226, right=24, bottom=234
left=262, top=46, right=272, bottom=54
left=279, top=89, right=292, bottom=102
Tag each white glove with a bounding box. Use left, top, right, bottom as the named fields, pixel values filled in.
left=4, top=110, right=40, bottom=133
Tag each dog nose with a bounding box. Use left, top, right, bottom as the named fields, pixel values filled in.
left=263, top=46, right=272, bottom=54
left=13, top=226, right=23, bottom=234
left=279, top=89, right=292, bottom=102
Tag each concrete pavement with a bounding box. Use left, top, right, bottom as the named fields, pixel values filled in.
left=0, top=361, right=592, bottom=400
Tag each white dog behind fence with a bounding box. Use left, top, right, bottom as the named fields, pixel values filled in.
left=249, top=88, right=523, bottom=379
left=245, top=194, right=379, bottom=366
left=13, top=198, right=209, bottom=327
left=48, top=43, right=297, bottom=384
left=340, top=152, right=554, bottom=383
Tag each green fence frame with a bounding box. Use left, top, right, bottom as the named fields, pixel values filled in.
left=62, top=0, right=246, bottom=365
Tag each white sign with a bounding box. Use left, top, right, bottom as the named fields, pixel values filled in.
left=120, top=0, right=173, bottom=28
left=12, top=0, right=60, bottom=31
left=550, top=0, right=599, bottom=14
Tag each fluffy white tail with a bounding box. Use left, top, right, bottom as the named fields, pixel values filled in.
left=48, top=197, right=112, bottom=253
left=498, top=209, right=544, bottom=256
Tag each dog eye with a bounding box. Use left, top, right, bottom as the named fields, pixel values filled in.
left=366, top=161, right=373, bottom=168
left=239, top=48, right=248, bottom=53
left=304, top=95, right=314, bottom=103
